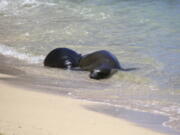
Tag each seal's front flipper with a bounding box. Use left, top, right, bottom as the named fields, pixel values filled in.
left=64, top=59, right=72, bottom=70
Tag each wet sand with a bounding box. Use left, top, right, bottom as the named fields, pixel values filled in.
left=0, top=54, right=170, bottom=135
left=0, top=72, right=169, bottom=135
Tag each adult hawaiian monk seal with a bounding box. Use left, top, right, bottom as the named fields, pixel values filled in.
left=44, top=48, right=81, bottom=69
left=44, top=48, right=136, bottom=79
left=79, top=50, right=136, bottom=79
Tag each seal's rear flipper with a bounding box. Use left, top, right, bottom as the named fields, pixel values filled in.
left=120, top=67, right=139, bottom=71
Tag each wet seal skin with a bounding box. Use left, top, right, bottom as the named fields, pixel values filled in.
left=79, top=50, right=137, bottom=80
left=79, top=50, right=120, bottom=79
left=44, top=48, right=137, bottom=79
left=44, top=48, right=81, bottom=69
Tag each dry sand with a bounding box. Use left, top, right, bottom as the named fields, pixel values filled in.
left=0, top=73, right=167, bottom=135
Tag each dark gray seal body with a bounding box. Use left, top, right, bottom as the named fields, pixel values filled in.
left=44, top=48, right=136, bottom=79
left=79, top=50, right=122, bottom=79
left=44, top=48, right=81, bottom=69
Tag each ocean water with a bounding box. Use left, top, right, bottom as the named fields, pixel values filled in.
left=0, top=0, right=180, bottom=134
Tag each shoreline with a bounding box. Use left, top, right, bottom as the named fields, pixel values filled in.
left=0, top=0, right=179, bottom=134
left=0, top=54, right=179, bottom=135
left=0, top=73, right=168, bottom=135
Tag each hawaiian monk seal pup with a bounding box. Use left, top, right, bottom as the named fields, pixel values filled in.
left=79, top=50, right=136, bottom=79
left=44, top=48, right=81, bottom=69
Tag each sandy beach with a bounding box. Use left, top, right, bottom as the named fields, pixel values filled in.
left=0, top=73, right=168, bottom=135
left=0, top=0, right=180, bottom=134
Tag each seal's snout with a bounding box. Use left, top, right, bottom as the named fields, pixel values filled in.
left=90, top=69, right=101, bottom=79
left=90, top=68, right=111, bottom=80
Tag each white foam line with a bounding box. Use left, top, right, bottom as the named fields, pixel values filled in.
left=0, top=44, right=44, bottom=64
left=22, top=0, right=57, bottom=7
left=162, top=116, right=180, bottom=131
left=0, top=0, right=8, bottom=10
left=70, top=95, right=177, bottom=131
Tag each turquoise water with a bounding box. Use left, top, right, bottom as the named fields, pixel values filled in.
left=0, top=0, right=180, bottom=133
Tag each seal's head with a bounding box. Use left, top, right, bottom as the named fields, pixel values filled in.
left=89, top=68, right=111, bottom=79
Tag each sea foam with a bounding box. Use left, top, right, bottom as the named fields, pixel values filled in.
left=0, top=44, right=44, bottom=64
left=0, top=0, right=8, bottom=10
